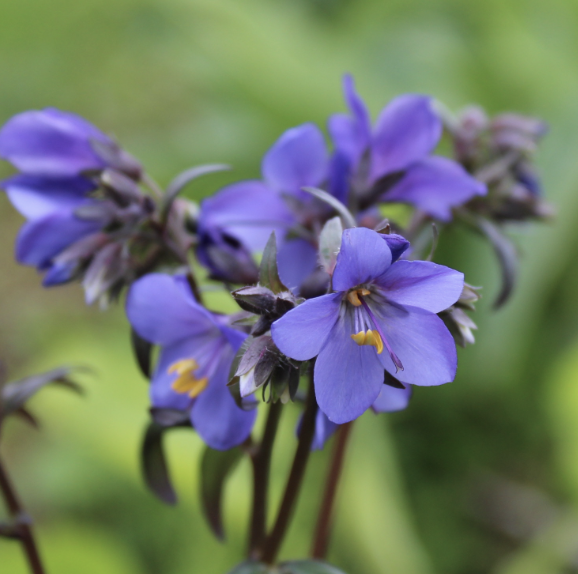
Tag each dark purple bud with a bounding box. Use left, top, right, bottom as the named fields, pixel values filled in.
left=82, top=241, right=126, bottom=305
left=100, top=168, right=145, bottom=204
left=197, top=228, right=259, bottom=285
left=232, top=286, right=277, bottom=315
left=491, top=114, right=548, bottom=138
left=89, top=138, right=142, bottom=181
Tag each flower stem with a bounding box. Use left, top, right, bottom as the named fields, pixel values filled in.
left=261, top=374, right=318, bottom=565
left=248, top=401, right=283, bottom=557
left=310, top=421, right=354, bottom=560
left=0, top=456, right=46, bottom=574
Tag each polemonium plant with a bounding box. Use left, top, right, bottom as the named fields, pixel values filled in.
left=0, top=74, right=550, bottom=574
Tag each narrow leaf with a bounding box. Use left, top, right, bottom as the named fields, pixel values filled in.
left=476, top=218, right=518, bottom=308
left=318, top=217, right=343, bottom=273
left=141, top=422, right=177, bottom=505
left=131, top=328, right=153, bottom=380
left=425, top=223, right=439, bottom=262
left=259, top=232, right=287, bottom=294
left=301, top=187, right=356, bottom=229
left=227, top=561, right=272, bottom=574
left=280, top=560, right=349, bottom=574
left=1, top=368, right=83, bottom=417
left=161, top=164, right=230, bottom=220
left=200, top=446, right=244, bottom=540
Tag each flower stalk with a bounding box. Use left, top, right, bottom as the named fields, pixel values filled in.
left=261, top=373, right=318, bottom=564
left=0, top=456, right=46, bottom=574
left=248, top=400, right=283, bottom=557
left=310, top=421, right=354, bottom=560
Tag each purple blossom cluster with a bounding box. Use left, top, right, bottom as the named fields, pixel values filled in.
left=0, top=75, right=547, bottom=452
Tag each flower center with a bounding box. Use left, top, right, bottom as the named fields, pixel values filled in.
left=168, top=359, right=208, bottom=398
left=347, top=288, right=404, bottom=373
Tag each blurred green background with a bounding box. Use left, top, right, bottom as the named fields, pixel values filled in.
left=2, top=0, right=578, bottom=572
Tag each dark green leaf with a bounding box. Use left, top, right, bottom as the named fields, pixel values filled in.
left=13, top=407, right=40, bottom=428
left=131, top=328, right=153, bottom=380
left=227, top=561, right=272, bottom=574
left=476, top=218, right=518, bottom=308
left=149, top=407, right=190, bottom=428
left=280, top=560, right=348, bottom=574
left=1, top=367, right=83, bottom=418
left=200, top=446, right=244, bottom=540
left=259, top=233, right=287, bottom=294
left=141, top=422, right=177, bottom=505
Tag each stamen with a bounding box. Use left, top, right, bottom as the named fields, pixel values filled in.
left=365, top=330, right=384, bottom=354
left=347, top=291, right=362, bottom=306
left=351, top=331, right=367, bottom=345
left=359, top=299, right=404, bottom=372
left=351, top=329, right=385, bottom=354
left=168, top=359, right=209, bottom=398
left=346, top=288, right=372, bottom=307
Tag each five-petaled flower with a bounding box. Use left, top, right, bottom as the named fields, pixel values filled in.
left=329, top=75, right=487, bottom=220
left=126, top=273, right=256, bottom=450
left=272, top=227, right=464, bottom=423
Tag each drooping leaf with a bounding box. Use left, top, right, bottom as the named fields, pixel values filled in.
left=13, top=407, right=40, bottom=429
left=1, top=367, right=84, bottom=418
left=149, top=407, right=190, bottom=428
left=161, top=163, right=230, bottom=220
left=141, top=422, right=178, bottom=505
left=426, top=222, right=439, bottom=262
left=131, top=327, right=153, bottom=380
left=226, top=561, right=272, bottom=574
left=301, top=187, right=356, bottom=229
left=475, top=217, right=518, bottom=308
left=318, top=217, right=343, bottom=274
left=200, top=446, right=244, bottom=540
left=279, top=560, right=349, bottom=574
left=259, top=232, right=287, bottom=294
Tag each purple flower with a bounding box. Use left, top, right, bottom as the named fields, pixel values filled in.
left=272, top=227, right=463, bottom=423
left=1, top=174, right=103, bottom=284
left=328, top=75, right=486, bottom=221
left=126, top=273, right=256, bottom=450
left=0, top=109, right=147, bottom=295
left=197, top=125, right=329, bottom=290
left=0, top=108, right=138, bottom=178
left=308, top=382, right=412, bottom=449
left=0, top=110, right=115, bottom=285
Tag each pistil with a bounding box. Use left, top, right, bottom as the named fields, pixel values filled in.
left=359, top=298, right=404, bottom=372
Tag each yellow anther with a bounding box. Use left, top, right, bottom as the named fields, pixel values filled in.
left=350, top=329, right=384, bottom=354
left=365, top=330, right=384, bottom=354
left=351, top=331, right=367, bottom=345
left=347, top=288, right=371, bottom=307
left=168, top=359, right=209, bottom=398
left=347, top=291, right=363, bottom=306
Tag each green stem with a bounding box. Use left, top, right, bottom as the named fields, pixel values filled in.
left=0, top=455, right=46, bottom=574
left=261, top=374, right=318, bottom=564
left=248, top=401, right=283, bottom=557
left=310, top=421, right=354, bottom=560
